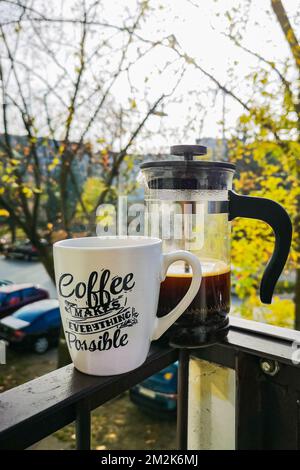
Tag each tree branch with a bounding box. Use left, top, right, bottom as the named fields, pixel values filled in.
left=92, top=93, right=165, bottom=213
left=271, top=0, right=300, bottom=70
left=59, top=9, right=88, bottom=233
left=132, top=32, right=251, bottom=112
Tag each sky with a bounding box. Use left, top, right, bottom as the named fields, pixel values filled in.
left=135, top=0, right=300, bottom=149
left=0, top=0, right=299, bottom=153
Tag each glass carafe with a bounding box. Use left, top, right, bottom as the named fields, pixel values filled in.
left=140, top=145, right=292, bottom=347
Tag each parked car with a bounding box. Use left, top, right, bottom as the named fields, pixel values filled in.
left=0, top=280, right=13, bottom=287
left=0, top=283, right=49, bottom=318
left=130, top=362, right=178, bottom=414
left=3, top=239, right=49, bottom=261
left=0, top=299, right=61, bottom=354
left=0, top=237, right=8, bottom=253
left=4, top=240, right=38, bottom=261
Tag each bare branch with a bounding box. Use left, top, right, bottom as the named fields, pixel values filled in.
left=1, top=55, right=69, bottom=108
left=222, top=32, right=292, bottom=91
left=0, top=194, right=29, bottom=235
left=0, top=25, right=43, bottom=233
left=221, top=30, right=300, bottom=117
left=59, top=9, right=88, bottom=233
left=130, top=31, right=251, bottom=111
left=171, top=41, right=250, bottom=111
left=0, top=57, right=13, bottom=155
left=92, top=93, right=165, bottom=212
left=29, top=18, right=73, bottom=83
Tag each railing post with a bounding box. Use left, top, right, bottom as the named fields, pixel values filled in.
left=236, top=353, right=300, bottom=450
left=188, top=355, right=236, bottom=450
left=177, top=349, right=190, bottom=450
left=76, top=399, right=91, bottom=450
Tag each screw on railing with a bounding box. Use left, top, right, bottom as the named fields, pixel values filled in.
left=260, top=359, right=280, bottom=376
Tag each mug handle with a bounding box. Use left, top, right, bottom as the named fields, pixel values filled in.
left=152, top=251, right=202, bottom=340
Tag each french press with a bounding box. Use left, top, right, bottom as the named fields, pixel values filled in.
left=140, top=145, right=292, bottom=348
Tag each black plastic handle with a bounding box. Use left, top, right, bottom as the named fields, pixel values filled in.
left=228, top=190, right=292, bottom=304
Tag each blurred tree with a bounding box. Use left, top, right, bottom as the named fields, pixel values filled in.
left=0, top=0, right=186, bottom=366
left=162, top=0, right=300, bottom=328
left=1, top=0, right=299, bottom=334
left=226, top=0, right=300, bottom=328
left=0, top=0, right=182, bottom=281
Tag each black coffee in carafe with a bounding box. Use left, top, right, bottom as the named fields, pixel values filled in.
left=158, top=260, right=230, bottom=346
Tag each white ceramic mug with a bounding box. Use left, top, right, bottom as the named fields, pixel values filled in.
left=53, top=236, right=202, bottom=376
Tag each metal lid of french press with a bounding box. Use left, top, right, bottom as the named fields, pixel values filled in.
left=140, top=145, right=235, bottom=190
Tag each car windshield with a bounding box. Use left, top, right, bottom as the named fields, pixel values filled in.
left=0, top=292, right=7, bottom=306
left=14, top=310, right=41, bottom=322
left=0, top=292, right=21, bottom=307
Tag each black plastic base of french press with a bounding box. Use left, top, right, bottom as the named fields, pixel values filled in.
left=168, top=319, right=230, bottom=349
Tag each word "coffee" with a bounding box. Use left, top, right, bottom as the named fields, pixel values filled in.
left=59, top=269, right=135, bottom=309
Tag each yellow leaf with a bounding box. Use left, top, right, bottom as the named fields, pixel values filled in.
left=59, top=145, right=65, bottom=155
left=48, top=157, right=60, bottom=171
left=22, top=187, right=33, bottom=198
left=0, top=209, right=9, bottom=217
left=129, top=98, right=137, bottom=109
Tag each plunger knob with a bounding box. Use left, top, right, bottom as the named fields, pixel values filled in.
left=170, top=145, right=207, bottom=161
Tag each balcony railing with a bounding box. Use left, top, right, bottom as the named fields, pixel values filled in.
left=1, top=316, right=300, bottom=450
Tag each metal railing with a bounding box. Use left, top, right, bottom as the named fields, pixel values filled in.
left=1, top=316, right=300, bottom=450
